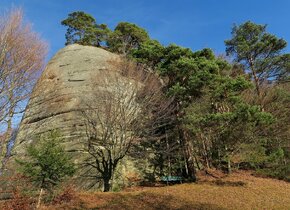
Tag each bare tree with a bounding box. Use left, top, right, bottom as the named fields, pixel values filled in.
left=81, top=58, right=174, bottom=191
left=0, top=8, right=47, bottom=170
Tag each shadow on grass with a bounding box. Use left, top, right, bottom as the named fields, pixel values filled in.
left=211, top=180, right=246, bottom=187
left=93, top=192, right=226, bottom=210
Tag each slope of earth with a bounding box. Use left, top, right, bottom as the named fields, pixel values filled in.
left=42, top=171, right=290, bottom=210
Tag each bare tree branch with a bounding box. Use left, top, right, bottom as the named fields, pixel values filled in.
left=0, top=8, right=47, bottom=171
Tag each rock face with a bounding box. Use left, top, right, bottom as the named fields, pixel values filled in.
left=10, top=44, right=142, bottom=189
left=16, top=44, right=118, bottom=144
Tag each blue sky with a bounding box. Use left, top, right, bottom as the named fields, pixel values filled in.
left=0, top=0, right=290, bottom=60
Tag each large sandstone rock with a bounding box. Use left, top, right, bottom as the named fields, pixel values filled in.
left=15, top=44, right=118, bottom=146
left=10, top=44, right=144, bottom=189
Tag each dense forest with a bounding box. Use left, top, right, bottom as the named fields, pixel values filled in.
left=60, top=11, right=290, bottom=182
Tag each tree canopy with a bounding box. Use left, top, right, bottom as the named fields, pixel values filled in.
left=61, top=11, right=109, bottom=46
left=225, top=21, right=290, bottom=99
left=16, top=131, right=75, bottom=191
left=108, top=22, right=150, bottom=54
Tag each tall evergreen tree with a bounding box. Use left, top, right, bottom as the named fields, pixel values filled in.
left=61, top=11, right=109, bottom=46
left=108, top=22, right=150, bottom=55
left=225, top=21, right=290, bottom=107
left=184, top=71, right=273, bottom=172
left=132, top=44, right=231, bottom=180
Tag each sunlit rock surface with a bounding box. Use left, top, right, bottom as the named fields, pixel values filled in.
left=9, top=44, right=144, bottom=189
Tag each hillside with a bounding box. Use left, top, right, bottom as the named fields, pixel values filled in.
left=41, top=171, right=290, bottom=210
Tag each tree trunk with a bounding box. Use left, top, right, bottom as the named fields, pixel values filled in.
left=193, top=153, right=201, bottom=170
left=36, top=188, right=44, bottom=209
left=201, top=134, right=211, bottom=169
left=250, top=61, right=264, bottom=111
left=180, top=128, right=196, bottom=182
left=227, top=157, right=232, bottom=174
left=0, top=114, right=13, bottom=171
left=103, top=178, right=111, bottom=192
left=166, top=132, right=172, bottom=176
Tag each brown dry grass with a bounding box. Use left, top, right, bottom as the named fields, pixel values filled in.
left=9, top=171, right=290, bottom=210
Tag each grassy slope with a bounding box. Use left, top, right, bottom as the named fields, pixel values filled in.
left=44, top=171, right=290, bottom=209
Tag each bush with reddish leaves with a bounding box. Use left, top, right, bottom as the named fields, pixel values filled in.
left=52, top=185, right=77, bottom=205
left=2, top=187, right=35, bottom=210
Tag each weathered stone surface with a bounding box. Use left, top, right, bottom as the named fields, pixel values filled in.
left=15, top=44, right=118, bottom=147
left=9, top=44, right=144, bottom=189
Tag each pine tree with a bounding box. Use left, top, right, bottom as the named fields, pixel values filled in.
left=61, top=11, right=109, bottom=46
left=16, top=131, right=75, bottom=207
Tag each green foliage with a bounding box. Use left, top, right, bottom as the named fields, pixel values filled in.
left=184, top=64, right=275, bottom=171
left=132, top=44, right=233, bottom=178
left=263, top=84, right=290, bottom=144
left=61, top=11, right=109, bottom=46
left=210, top=76, right=252, bottom=100
left=225, top=21, right=290, bottom=84
left=157, top=45, right=231, bottom=103
left=236, top=143, right=268, bottom=168
left=254, top=84, right=290, bottom=180
left=16, top=131, right=75, bottom=191
left=108, top=22, right=150, bottom=54
left=130, top=39, right=165, bottom=68
left=257, top=148, right=290, bottom=181
left=58, top=14, right=290, bottom=181
left=130, top=20, right=289, bottom=180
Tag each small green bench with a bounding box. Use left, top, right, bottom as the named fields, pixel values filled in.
left=161, top=176, right=183, bottom=184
